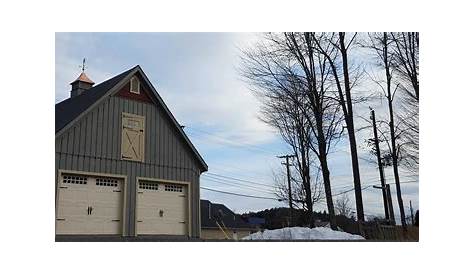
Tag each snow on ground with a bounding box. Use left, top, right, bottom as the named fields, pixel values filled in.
left=243, top=227, right=365, bottom=240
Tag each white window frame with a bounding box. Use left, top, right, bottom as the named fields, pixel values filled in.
left=130, top=76, right=140, bottom=94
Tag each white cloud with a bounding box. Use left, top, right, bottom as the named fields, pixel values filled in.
left=155, top=33, right=278, bottom=145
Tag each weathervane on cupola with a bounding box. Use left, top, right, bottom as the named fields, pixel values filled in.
left=70, top=58, right=95, bottom=98
left=81, top=58, right=87, bottom=72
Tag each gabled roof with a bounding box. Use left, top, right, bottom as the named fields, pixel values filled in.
left=55, top=65, right=208, bottom=171
left=200, top=200, right=255, bottom=229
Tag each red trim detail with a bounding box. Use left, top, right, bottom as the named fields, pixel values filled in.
left=115, top=76, right=154, bottom=104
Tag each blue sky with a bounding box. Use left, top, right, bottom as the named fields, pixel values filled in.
left=55, top=32, right=418, bottom=221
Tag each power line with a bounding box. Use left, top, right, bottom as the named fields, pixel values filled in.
left=203, top=174, right=274, bottom=190
left=332, top=149, right=374, bottom=163
left=201, top=182, right=416, bottom=213
left=204, top=166, right=417, bottom=190
left=207, top=171, right=357, bottom=195
left=206, top=172, right=275, bottom=188
left=205, top=168, right=417, bottom=192
left=204, top=178, right=273, bottom=194
left=208, top=155, right=417, bottom=187
left=199, top=167, right=417, bottom=209
left=332, top=185, right=372, bottom=197
left=331, top=180, right=417, bottom=198
left=332, top=179, right=418, bottom=192
left=361, top=174, right=418, bottom=184
left=203, top=174, right=275, bottom=193
left=209, top=165, right=270, bottom=180
left=200, top=186, right=280, bottom=201
left=187, top=131, right=276, bottom=157
left=207, top=170, right=417, bottom=193
left=202, top=175, right=275, bottom=194
left=186, top=127, right=279, bottom=156
left=202, top=171, right=417, bottom=199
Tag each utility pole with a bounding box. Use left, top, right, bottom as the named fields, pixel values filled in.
left=386, top=183, right=395, bottom=225
left=371, top=109, right=390, bottom=220
left=278, top=154, right=295, bottom=227
left=410, top=200, right=415, bottom=226
left=373, top=183, right=396, bottom=225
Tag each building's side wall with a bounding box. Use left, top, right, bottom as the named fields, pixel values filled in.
left=55, top=95, right=202, bottom=237
left=201, top=228, right=254, bottom=240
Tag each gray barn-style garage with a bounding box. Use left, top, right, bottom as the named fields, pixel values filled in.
left=55, top=65, right=207, bottom=240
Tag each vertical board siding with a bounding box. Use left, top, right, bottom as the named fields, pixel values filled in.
left=166, top=121, right=172, bottom=179
left=111, top=97, right=118, bottom=174
left=146, top=103, right=153, bottom=178
left=101, top=99, right=109, bottom=172
left=157, top=110, right=163, bottom=179
left=66, top=130, right=74, bottom=170
left=138, top=103, right=146, bottom=178
left=90, top=110, right=97, bottom=173
left=72, top=126, right=79, bottom=168
left=127, top=162, right=134, bottom=235
left=106, top=98, right=113, bottom=159
left=78, top=119, right=86, bottom=170
left=84, top=114, right=91, bottom=171
left=60, top=132, right=67, bottom=171
left=96, top=102, right=103, bottom=167
left=97, top=103, right=103, bottom=173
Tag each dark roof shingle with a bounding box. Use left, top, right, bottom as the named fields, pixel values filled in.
left=55, top=66, right=135, bottom=133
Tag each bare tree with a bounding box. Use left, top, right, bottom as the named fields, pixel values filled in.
left=391, top=32, right=419, bottom=171
left=364, top=32, right=410, bottom=228
left=261, top=82, right=319, bottom=226
left=391, top=32, right=419, bottom=101
left=273, top=165, right=324, bottom=214
left=311, top=32, right=366, bottom=222
left=283, top=32, right=345, bottom=230
left=240, top=33, right=345, bottom=229
left=334, top=193, right=351, bottom=217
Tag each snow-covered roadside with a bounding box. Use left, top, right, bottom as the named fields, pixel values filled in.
left=242, top=227, right=365, bottom=240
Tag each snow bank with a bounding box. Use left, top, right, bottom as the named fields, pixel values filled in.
left=243, top=227, right=365, bottom=240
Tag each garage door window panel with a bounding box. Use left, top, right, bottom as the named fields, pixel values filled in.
left=62, top=175, right=88, bottom=185
left=165, top=184, right=183, bottom=192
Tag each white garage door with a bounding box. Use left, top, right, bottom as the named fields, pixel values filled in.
left=136, top=181, right=188, bottom=235
left=56, top=173, right=124, bottom=235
